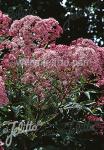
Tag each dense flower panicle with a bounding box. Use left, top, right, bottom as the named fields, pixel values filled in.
left=71, top=46, right=102, bottom=78
left=0, top=76, right=9, bottom=106
left=84, top=110, right=104, bottom=135
left=1, top=12, right=104, bottom=104
left=2, top=45, right=75, bottom=99
left=9, top=15, right=63, bottom=49
left=9, top=15, right=42, bottom=37
left=33, top=18, right=63, bottom=47
left=71, top=38, right=98, bottom=50
left=0, top=11, right=11, bottom=51
left=21, top=72, right=36, bottom=84
left=1, top=11, right=104, bottom=144
left=86, top=115, right=103, bottom=122
left=71, top=38, right=104, bottom=75
left=1, top=52, right=17, bottom=69
left=18, top=43, right=102, bottom=100
left=51, top=43, right=102, bottom=78
left=1, top=39, right=104, bottom=100
left=0, top=11, right=11, bottom=36
left=0, top=39, right=12, bottom=51
left=96, top=49, right=104, bottom=85
left=97, top=47, right=104, bottom=75
left=97, top=96, right=104, bottom=106
left=97, top=78, right=104, bottom=87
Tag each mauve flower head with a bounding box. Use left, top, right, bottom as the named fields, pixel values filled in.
left=0, top=39, right=13, bottom=52
left=97, top=96, right=104, bottom=106
left=0, top=76, right=9, bottom=107
left=96, top=78, right=104, bottom=87
left=9, top=15, right=63, bottom=49
left=1, top=53, right=17, bottom=69
left=1, top=12, right=104, bottom=102
left=71, top=46, right=102, bottom=78
left=2, top=39, right=104, bottom=101
left=70, top=38, right=104, bottom=79
left=9, top=15, right=41, bottom=37
left=86, top=115, right=103, bottom=122
left=33, top=18, right=63, bottom=47
left=71, top=38, right=98, bottom=50
left=0, top=11, right=12, bottom=36
left=21, top=72, right=36, bottom=84
left=71, top=39, right=104, bottom=76
left=50, top=43, right=102, bottom=79
left=97, top=47, right=104, bottom=74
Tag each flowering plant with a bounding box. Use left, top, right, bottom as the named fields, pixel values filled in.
left=0, top=11, right=104, bottom=150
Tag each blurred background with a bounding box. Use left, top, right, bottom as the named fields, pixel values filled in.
left=0, top=0, right=104, bottom=46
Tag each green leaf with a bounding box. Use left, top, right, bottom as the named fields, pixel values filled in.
left=84, top=91, right=91, bottom=100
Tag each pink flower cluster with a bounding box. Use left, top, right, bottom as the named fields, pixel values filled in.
left=0, top=11, right=104, bottom=106
left=9, top=15, right=63, bottom=51
left=86, top=115, right=103, bottom=122
left=70, top=41, right=102, bottom=78
left=0, top=11, right=11, bottom=36
left=97, top=78, right=104, bottom=87
left=0, top=76, right=9, bottom=106
left=1, top=11, right=104, bottom=137
left=2, top=39, right=103, bottom=100
left=86, top=115, right=104, bottom=135
left=97, top=96, right=104, bottom=106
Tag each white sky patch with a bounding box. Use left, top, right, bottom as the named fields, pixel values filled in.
left=27, top=0, right=31, bottom=2
left=61, top=0, right=67, bottom=7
